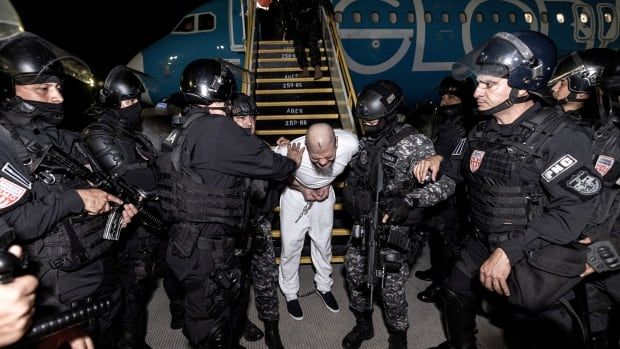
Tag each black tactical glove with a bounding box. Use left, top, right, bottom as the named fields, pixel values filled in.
left=384, top=199, right=411, bottom=225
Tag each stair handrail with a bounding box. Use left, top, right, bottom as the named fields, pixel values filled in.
left=319, top=7, right=361, bottom=135
left=243, top=0, right=259, bottom=97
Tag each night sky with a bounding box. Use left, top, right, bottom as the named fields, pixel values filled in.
left=12, top=0, right=205, bottom=81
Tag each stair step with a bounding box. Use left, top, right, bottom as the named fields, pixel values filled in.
left=257, top=66, right=328, bottom=73
left=256, top=88, right=333, bottom=95
left=255, top=92, right=334, bottom=102
left=271, top=228, right=350, bottom=238
left=257, top=114, right=339, bottom=121
left=256, top=129, right=308, bottom=136
left=276, top=255, right=344, bottom=265
left=257, top=57, right=327, bottom=68
left=257, top=80, right=332, bottom=90
left=257, top=100, right=336, bottom=107
left=257, top=103, right=339, bottom=116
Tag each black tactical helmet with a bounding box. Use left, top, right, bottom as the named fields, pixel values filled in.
left=548, top=48, right=613, bottom=94
left=453, top=31, right=557, bottom=91
left=179, top=58, right=236, bottom=105
left=438, top=76, right=473, bottom=102
left=231, top=92, right=258, bottom=116
left=597, top=55, right=620, bottom=124
left=0, top=32, right=93, bottom=100
left=354, top=80, right=404, bottom=120
left=100, top=65, right=144, bottom=108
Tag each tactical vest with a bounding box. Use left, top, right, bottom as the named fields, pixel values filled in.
left=158, top=112, right=246, bottom=227
left=0, top=119, right=111, bottom=271
left=344, top=123, right=418, bottom=221
left=464, top=108, right=566, bottom=234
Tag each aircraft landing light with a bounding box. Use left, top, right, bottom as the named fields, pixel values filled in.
left=256, top=88, right=333, bottom=94
left=256, top=114, right=339, bottom=121
left=256, top=100, right=336, bottom=107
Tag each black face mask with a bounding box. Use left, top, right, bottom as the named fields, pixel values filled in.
left=117, top=103, right=142, bottom=128
left=362, top=118, right=385, bottom=136
left=438, top=103, right=463, bottom=117
left=23, top=99, right=64, bottom=125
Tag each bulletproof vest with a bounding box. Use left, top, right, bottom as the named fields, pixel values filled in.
left=345, top=123, right=418, bottom=220
left=158, top=111, right=247, bottom=227
left=464, top=108, right=566, bottom=234
left=587, top=119, right=620, bottom=229
left=81, top=120, right=156, bottom=175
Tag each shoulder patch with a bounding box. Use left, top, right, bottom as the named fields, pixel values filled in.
left=452, top=138, right=467, bottom=156
left=542, top=154, right=578, bottom=182
left=0, top=177, right=27, bottom=209
left=563, top=168, right=601, bottom=200
left=594, top=155, right=614, bottom=177
left=2, top=163, right=31, bottom=189
left=469, top=150, right=485, bottom=173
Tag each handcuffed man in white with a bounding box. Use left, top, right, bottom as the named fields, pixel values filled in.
left=276, top=123, right=358, bottom=320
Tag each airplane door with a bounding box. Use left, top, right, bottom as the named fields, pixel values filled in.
left=597, top=4, right=619, bottom=45
left=229, top=0, right=245, bottom=52
left=572, top=4, right=595, bottom=45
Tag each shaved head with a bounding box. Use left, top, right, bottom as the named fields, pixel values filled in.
left=306, top=123, right=337, bottom=168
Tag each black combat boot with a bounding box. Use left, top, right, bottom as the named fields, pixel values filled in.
left=342, top=310, right=374, bottom=349
left=429, top=288, right=477, bottom=349
left=264, top=320, right=284, bottom=349
left=388, top=329, right=408, bottom=349
left=242, top=319, right=264, bottom=341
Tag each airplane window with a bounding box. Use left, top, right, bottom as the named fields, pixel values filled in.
left=353, top=11, right=362, bottom=24
left=389, top=12, right=398, bottom=24
left=541, top=12, right=549, bottom=23
left=174, top=16, right=195, bottom=33
left=371, top=11, right=380, bottom=23
left=580, top=13, right=589, bottom=24
left=335, top=11, right=343, bottom=23
left=425, top=12, right=432, bottom=23
left=524, top=12, right=533, bottom=24
left=198, top=13, right=215, bottom=31
left=508, top=12, right=516, bottom=24
left=556, top=13, right=565, bottom=24
left=407, top=12, right=415, bottom=23
left=475, top=12, right=483, bottom=23
left=459, top=12, right=467, bottom=24
left=492, top=12, right=500, bottom=23
left=442, top=12, right=449, bottom=24
left=604, top=13, right=613, bottom=24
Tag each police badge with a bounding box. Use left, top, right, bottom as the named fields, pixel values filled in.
left=469, top=150, right=485, bottom=173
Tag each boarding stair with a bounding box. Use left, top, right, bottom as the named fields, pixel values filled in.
left=244, top=2, right=359, bottom=263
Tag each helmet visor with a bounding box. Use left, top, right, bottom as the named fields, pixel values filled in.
left=452, top=33, right=528, bottom=80
left=0, top=0, right=23, bottom=40
left=547, top=51, right=587, bottom=88
left=0, top=33, right=93, bottom=86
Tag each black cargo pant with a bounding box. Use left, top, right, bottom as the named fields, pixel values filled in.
left=294, top=20, right=322, bottom=69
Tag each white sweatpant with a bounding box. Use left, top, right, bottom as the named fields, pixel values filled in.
left=278, top=186, right=335, bottom=301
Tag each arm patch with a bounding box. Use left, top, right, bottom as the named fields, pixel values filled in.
left=560, top=167, right=601, bottom=201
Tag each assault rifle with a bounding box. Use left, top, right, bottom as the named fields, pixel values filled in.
left=366, top=161, right=384, bottom=311
left=27, top=143, right=166, bottom=239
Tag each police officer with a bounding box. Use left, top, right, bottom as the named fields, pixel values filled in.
left=281, top=0, right=333, bottom=80
left=415, top=76, right=473, bottom=303
left=80, top=65, right=159, bottom=349
left=578, top=56, right=620, bottom=348
left=0, top=32, right=137, bottom=348
left=548, top=48, right=615, bottom=131
left=231, top=92, right=284, bottom=349
left=158, top=58, right=301, bottom=348
left=342, top=80, right=455, bottom=349
left=413, top=31, right=601, bottom=349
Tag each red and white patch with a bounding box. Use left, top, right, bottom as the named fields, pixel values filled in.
left=594, top=155, right=615, bottom=177
left=0, top=177, right=26, bottom=209
left=470, top=150, right=485, bottom=173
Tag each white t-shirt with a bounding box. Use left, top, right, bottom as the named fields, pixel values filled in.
left=276, top=129, right=358, bottom=189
